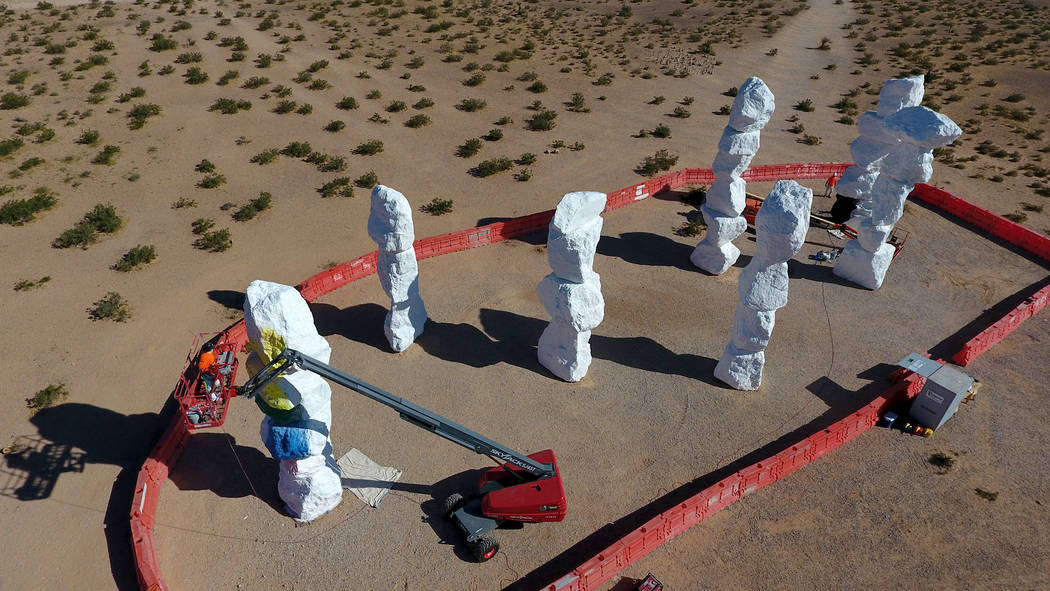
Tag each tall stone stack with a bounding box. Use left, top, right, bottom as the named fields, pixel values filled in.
left=834, top=75, right=926, bottom=225
left=690, top=77, right=776, bottom=275
left=714, top=180, right=812, bottom=390
left=834, top=106, right=962, bottom=289
left=243, top=280, right=343, bottom=522
left=537, top=191, right=607, bottom=382
left=368, top=185, right=427, bottom=352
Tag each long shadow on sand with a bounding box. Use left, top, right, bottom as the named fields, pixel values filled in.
left=167, top=432, right=284, bottom=514
left=1, top=402, right=170, bottom=591
left=503, top=362, right=902, bottom=591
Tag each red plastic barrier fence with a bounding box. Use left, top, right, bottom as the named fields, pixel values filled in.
left=910, top=183, right=1050, bottom=262
left=130, top=163, right=1045, bottom=591
left=953, top=282, right=1050, bottom=366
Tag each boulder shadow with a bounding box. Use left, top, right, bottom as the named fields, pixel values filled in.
left=310, top=301, right=391, bottom=352
left=596, top=231, right=698, bottom=271
left=207, top=289, right=246, bottom=310
left=167, top=432, right=284, bottom=514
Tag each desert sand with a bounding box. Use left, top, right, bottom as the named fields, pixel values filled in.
left=2, top=0, right=1048, bottom=590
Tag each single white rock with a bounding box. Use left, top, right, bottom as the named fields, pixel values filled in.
left=550, top=191, right=607, bottom=234
left=703, top=176, right=748, bottom=217
left=883, top=145, right=934, bottom=183
left=729, top=304, right=776, bottom=351
left=244, top=280, right=332, bottom=363
left=547, top=216, right=604, bottom=283
left=833, top=241, right=896, bottom=290
left=868, top=176, right=913, bottom=226
left=537, top=323, right=592, bottom=383
left=728, top=77, right=776, bottom=133
left=385, top=296, right=427, bottom=352
left=700, top=205, right=749, bottom=246
left=277, top=454, right=343, bottom=523
left=884, top=106, right=963, bottom=150
left=537, top=273, right=605, bottom=332
left=711, top=150, right=754, bottom=179
left=876, top=75, right=925, bottom=118
left=835, top=166, right=881, bottom=200
left=754, top=180, right=812, bottom=255
left=713, top=344, right=765, bottom=391
left=856, top=110, right=899, bottom=146
left=690, top=241, right=740, bottom=276
left=377, top=249, right=421, bottom=303
left=717, top=128, right=762, bottom=156
left=849, top=136, right=894, bottom=168
left=367, top=185, right=416, bottom=253
left=856, top=219, right=895, bottom=252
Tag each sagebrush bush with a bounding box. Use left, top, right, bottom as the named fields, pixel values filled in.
left=420, top=198, right=454, bottom=215
left=457, top=98, right=486, bottom=112
left=473, top=157, right=513, bottom=177
left=281, top=141, right=312, bottom=158
left=92, top=145, right=120, bottom=165
left=195, top=228, right=232, bottom=252
left=128, top=103, right=161, bottom=129
left=527, top=110, right=558, bottom=131
left=337, top=96, right=359, bottom=110
left=233, top=192, right=272, bottom=221
left=197, top=173, right=226, bottom=188
left=27, top=383, right=68, bottom=413
left=114, top=244, right=156, bottom=271
left=53, top=203, right=122, bottom=248
left=353, top=139, right=384, bottom=155
left=405, top=114, right=431, bottom=128
left=637, top=149, right=679, bottom=177
left=250, top=149, right=280, bottom=165
left=209, top=97, right=251, bottom=114
left=456, top=138, right=482, bottom=158
left=355, top=170, right=379, bottom=188
left=319, top=177, right=354, bottom=198
left=0, top=187, right=58, bottom=225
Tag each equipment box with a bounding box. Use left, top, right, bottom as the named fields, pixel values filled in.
left=899, top=353, right=975, bottom=430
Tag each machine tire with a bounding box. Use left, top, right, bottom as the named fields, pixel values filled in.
left=441, top=492, right=466, bottom=519
left=472, top=537, right=500, bottom=563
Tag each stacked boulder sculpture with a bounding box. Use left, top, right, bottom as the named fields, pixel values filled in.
left=835, top=102, right=962, bottom=289
left=834, top=75, right=926, bottom=226
left=538, top=191, right=607, bottom=382
left=244, top=280, right=343, bottom=522
left=368, top=185, right=427, bottom=351
left=691, top=77, right=776, bottom=274
left=714, top=181, right=813, bottom=390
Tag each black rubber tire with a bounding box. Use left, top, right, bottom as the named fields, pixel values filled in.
left=472, top=536, right=500, bottom=563
left=441, top=492, right=466, bottom=519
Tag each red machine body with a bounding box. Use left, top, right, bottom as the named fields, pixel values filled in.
left=479, top=449, right=566, bottom=523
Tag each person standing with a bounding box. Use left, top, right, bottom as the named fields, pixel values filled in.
left=823, top=173, right=839, bottom=198
left=198, top=342, right=219, bottom=402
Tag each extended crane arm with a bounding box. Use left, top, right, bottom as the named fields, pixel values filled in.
left=237, top=348, right=555, bottom=479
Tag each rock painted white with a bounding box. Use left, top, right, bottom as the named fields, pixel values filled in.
left=714, top=181, right=812, bottom=390
left=538, top=191, right=606, bottom=382
left=834, top=104, right=961, bottom=289
left=369, top=185, right=427, bottom=351
left=244, top=280, right=342, bottom=522
left=691, top=77, right=775, bottom=274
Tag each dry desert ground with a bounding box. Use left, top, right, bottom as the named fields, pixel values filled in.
left=1, top=0, right=1049, bottom=590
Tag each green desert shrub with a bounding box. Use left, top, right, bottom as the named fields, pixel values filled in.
left=27, top=384, right=69, bottom=412
left=405, top=114, right=431, bottom=128
left=114, top=244, right=156, bottom=271
left=355, top=170, right=379, bottom=188
left=412, top=97, right=434, bottom=109
left=1, top=92, right=31, bottom=110
left=483, top=128, right=503, bottom=141
left=353, top=139, right=384, bottom=155
left=117, top=87, right=146, bottom=102
left=456, top=138, right=482, bottom=158
left=232, top=192, right=272, bottom=221
left=14, top=276, right=51, bottom=292
left=516, top=152, right=537, bottom=165
left=0, top=137, right=25, bottom=156
left=420, top=197, right=453, bottom=215
left=472, top=156, right=513, bottom=177
left=209, top=97, right=251, bottom=114
left=92, top=144, right=120, bottom=165
left=527, top=109, right=558, bottom=131
left=0, top=187, right=58, bottom=225
left=336, top=96, right=359, bottom=110
left=128, top=103, right=161, bottom=129
left=457, top=98, right=486, bottom=112
left=197, top=173, right=226, bottom=188
left=194, top=228, right=232, bottom=252
left=637, top=149, right=679, bottom=176
left=242, top=76, right=269, bottom=89
left=324, top=120, right=346, bottom=132
left=183, top=67, right=209, bottom=85
left=53, top=203, right=122, bottom=248
left=250, top=149, right=280, bottom=165
left=281, top=141, right=312, bottom=158
left=195, top=159, right=215, bottom=173
left=794, top=98, right=815, bottom=112
left=319, top=177, right=354, bottom=198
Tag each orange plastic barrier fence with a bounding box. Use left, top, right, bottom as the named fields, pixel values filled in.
left=131, top=162, right=1048, bottom=591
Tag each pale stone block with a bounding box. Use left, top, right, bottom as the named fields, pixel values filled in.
left=245, top=280, right=332, bottom=363
left=884, top=143, right=934, bottom=183
left=691, top=240, right=740, bottom=275
left=550, top=191, right=607, bottom=234
left=714, top=344, right=765, bottom=391
left=728, top=76, right=776, bottom=133
left=537, top=323, right=592, bottom=382
left=884, top=106, right=963, bottom=149
left=833, top=241, right=896, bottom=290
left=869, top=176, right=913, bottom=226
left=277, top=454, right=343, bottom=523
left=856, top=219, right=895, bottom=252
left=547, top=216, right=603, bottom=283
left=377, top=249, right=421, bottom=303
left=712, top=150, right=754, bottom=178
left=537, top=273, right=605, bottom=332
left=856, top=110, right=899, bottom=145
left=849, top=136, right=893, bottom=168
left=700, top=205, right=748, bottom=246
left=368, top=185, right=416, bottom=253
left=704, top=176, right=748, bottom=217
left=385, top=295, right=427, bottom=352
left=729, top=304, right=776, bottom=351
left=876, top=75, right=925, bottom=118
left=717, top=128, right=761, bottom=155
